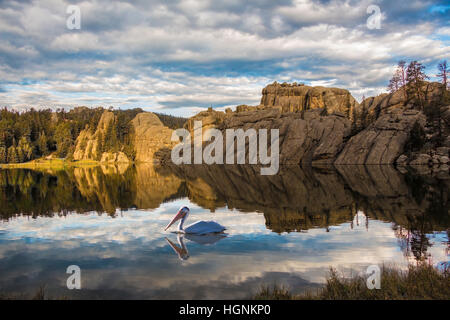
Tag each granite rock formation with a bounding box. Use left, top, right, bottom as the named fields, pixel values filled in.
left=219, top=108, right=352, bottom=165
left=260, top=82, right=359, bottom=120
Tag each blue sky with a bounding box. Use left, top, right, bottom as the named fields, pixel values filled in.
left=0, top=0, right=449, bottom=117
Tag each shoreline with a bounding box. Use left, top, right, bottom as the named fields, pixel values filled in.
left=0, top=159, right=102, bottom=170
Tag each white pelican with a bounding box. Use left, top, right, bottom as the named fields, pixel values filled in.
left=164, top=206, right=226, bottom=235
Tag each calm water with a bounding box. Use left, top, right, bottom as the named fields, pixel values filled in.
left=0, top=164, right=448, bottom=299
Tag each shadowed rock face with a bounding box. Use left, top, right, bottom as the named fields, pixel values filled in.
left=178, top=108, right=352, bottom=166
left=223, top=109, right=352, bottom=165
left=335, top=110, right=426, bottom=164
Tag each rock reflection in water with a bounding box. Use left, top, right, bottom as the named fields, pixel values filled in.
left=0, top=163, right=448, bottom=263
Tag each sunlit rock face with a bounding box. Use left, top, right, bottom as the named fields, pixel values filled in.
left=73, top=111, right=117, bottom=161
left=131, top=113, right=175, bottom=163
left=259, top=82, right=359, bottom=119
left=73, top=111, right=175, bottom=164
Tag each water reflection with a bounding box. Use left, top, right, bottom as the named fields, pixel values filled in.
left=165, top=233, right=227, bottom=261
left=166, top=235, right=190, bottom=260
left=0, top=164, right=448, bottom=299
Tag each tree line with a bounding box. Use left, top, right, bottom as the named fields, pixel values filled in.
left=0, top=107, right=187, bottom=164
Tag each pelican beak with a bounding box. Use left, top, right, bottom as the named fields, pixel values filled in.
left=164, top=209, right=185, bottom=231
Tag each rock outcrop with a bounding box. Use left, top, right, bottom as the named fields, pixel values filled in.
left=73, top=110, right=176, bottom=164
left=167, top=82, right=448, bottom=166
left=131, top=113, right=175, bottom=163
left=360, top=82, right=447, bottom=121
left=173, top=107, right=352, bottom=166
left=73, top=111, right=117, bottom=161
left=184, top=108, right=229, bottom=143
left=260, top=82, right=359, bottom=120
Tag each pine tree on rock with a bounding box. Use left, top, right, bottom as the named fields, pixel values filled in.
left=406, top=61, right=429, bottom=110
left=437, top=60, right=448, bottom=89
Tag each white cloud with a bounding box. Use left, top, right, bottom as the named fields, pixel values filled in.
left=0, top=0, right=448, bottom=114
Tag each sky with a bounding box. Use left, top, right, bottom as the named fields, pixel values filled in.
left=0, top=0, right=449, bottom=117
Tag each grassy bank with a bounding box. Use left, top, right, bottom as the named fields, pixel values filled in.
left=255, top=264, right=450, bottom=300
left=0, top=158, right=100, bottom=170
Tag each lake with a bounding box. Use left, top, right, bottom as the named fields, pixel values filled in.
left=0, top=164, right=448, bottom=299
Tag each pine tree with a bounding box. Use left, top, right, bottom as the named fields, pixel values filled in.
left=437, top=60, right=448, bottom=88
left=54, top=123, right=73, bottom=158
left=406, top=61, right=429, bottom=110
left=17, top=146, right=25, bottom=163
left=388, top=70, right=401, bottom=93
left=388, top=61, right=408, bottom=101
left=18, top=136, right=33, bottom=162
left=38, top=131, right=48, bottom=156
left=0, top=147, right=6, bottom=163
left=7, top=146, right=19, bottom=163
left=398, top=60, right=407, bottom=99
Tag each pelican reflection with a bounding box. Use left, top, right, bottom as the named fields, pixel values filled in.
left=165, top=233, right=227, bottom=261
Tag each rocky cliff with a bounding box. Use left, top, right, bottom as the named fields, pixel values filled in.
left=335, top=109, right=426, bottom=164
left=222, top=108, right=352, bottom=165
left=360, top=82, right=446, bottom=118
left=173, top=81, right=449, bottom=167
